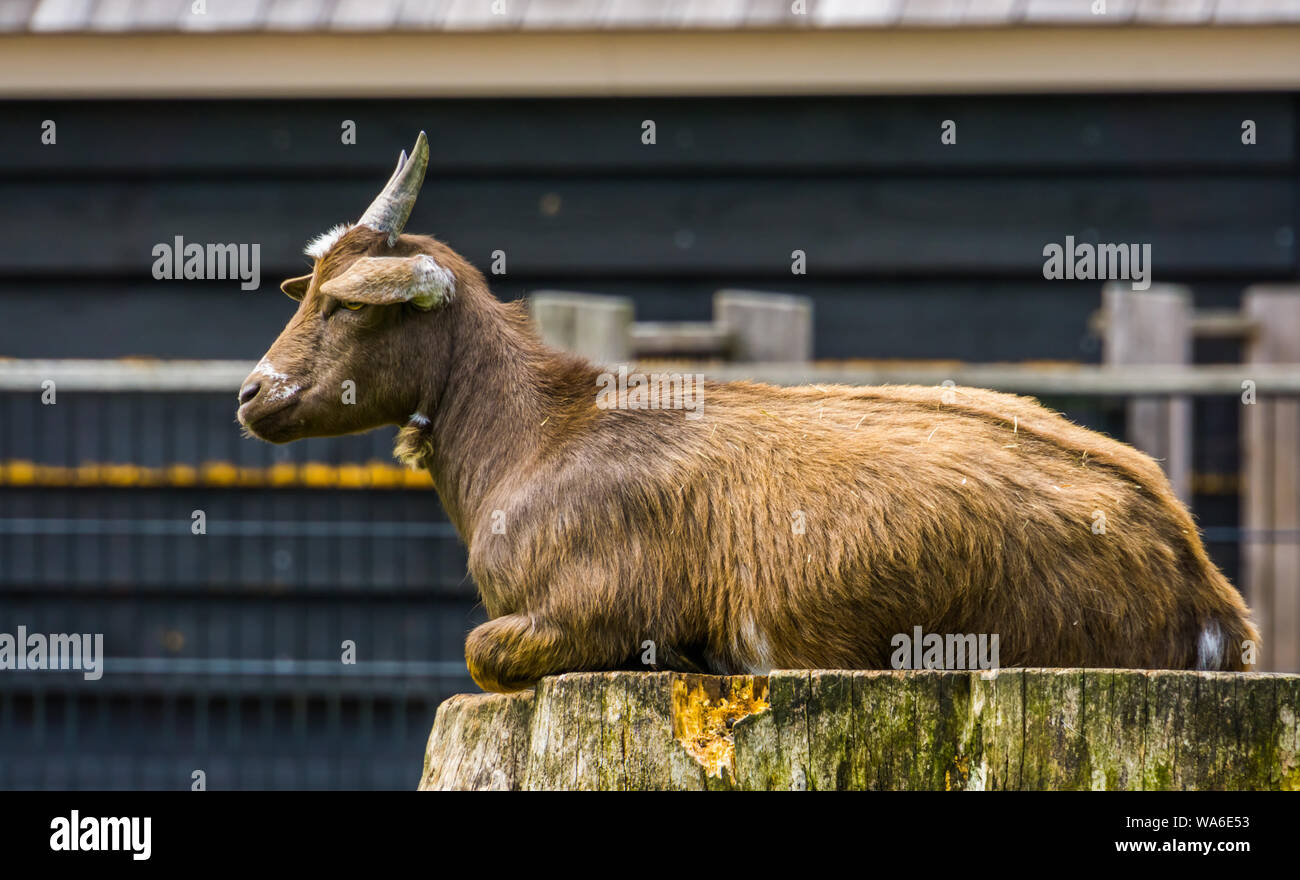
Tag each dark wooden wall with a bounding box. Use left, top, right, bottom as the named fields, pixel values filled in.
left=0, top=95, right=1296, bottom=789
left=1, top=95, right=1294, bottom=360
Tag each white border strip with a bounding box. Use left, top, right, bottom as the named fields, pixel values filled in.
left=2, top=28, right=1300, bottom=97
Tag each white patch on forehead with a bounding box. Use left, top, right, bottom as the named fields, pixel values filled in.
left=304, top=224, right=351, bottom=260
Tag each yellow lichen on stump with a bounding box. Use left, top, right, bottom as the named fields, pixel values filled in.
left=671, top=675, right=770, bottom=778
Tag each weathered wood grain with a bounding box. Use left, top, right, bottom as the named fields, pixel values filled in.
left=1101, top=284, right=1193, bottom=503
left=1243, top=286, right=1300, bottom=674
left=419, top=669, right=1300, bottom=791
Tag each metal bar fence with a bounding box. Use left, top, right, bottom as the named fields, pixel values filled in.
left=0, top=356, right=1297, bottom=788
left=0, top=378, right=479, bottom=790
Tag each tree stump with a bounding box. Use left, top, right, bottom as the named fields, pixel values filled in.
left=418, top=669, right=1300, bottom=791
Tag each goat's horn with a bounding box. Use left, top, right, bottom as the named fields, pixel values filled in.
left=357, top=131, right=429, bottom=246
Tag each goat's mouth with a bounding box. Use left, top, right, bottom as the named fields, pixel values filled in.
left=237, top=398, right=305, bottom=443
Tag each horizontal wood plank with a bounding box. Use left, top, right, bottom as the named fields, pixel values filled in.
left=1, top=176, right=1291, bottom=276
left=0, top=95, right=1290, bottom=173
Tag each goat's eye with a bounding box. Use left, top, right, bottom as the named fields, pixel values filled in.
left=342, top=301, right=365, bottom=311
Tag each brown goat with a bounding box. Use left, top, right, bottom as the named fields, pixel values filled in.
left=238, top=133, right=1259, bottom=692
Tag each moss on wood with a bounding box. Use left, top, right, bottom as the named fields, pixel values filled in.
left=418, top=669, right=1300, bottom=791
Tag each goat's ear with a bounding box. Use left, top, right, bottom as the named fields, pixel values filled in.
left=280, top=273, right=312, bottom=301
left=319, top=255, right=455, bottom=311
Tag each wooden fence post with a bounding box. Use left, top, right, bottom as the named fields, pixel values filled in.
left=714, top=290, right=813, bottom=362
left=1101, top=282, right=1193, bottom=504
left=1242, top=286, right=1300, bottom=673
left=528, top=291, right=633, bottom=366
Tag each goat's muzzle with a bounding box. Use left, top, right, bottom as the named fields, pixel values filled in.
left=236, top=362, right=305, bottom=441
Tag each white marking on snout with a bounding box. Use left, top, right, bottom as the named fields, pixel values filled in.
left=252, top=357, right=288, bottom=381
left=267, top=383, right=301, bottom=402
left=251, top=358, right=301, bottom=404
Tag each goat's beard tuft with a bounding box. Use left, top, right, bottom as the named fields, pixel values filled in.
left=394, top=412, right=435, bottom=471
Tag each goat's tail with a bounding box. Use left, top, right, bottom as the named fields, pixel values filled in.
left=1193, top=575, right=1261, bottom=672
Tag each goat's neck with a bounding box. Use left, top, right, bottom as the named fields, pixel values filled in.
left=402, top=297, right=573, bottom=542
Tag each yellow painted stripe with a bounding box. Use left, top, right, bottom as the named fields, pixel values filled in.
left=0, top=460, right=434, bottom=490
left=0, top=460, right=1239, bottom=495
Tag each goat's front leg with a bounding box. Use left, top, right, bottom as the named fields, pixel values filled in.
left=465, top=612, right=626, bottom=693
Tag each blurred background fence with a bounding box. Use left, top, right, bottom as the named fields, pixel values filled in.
left=1, top=6, right=1299, bottom=788
left=0, top=378, right=479, bottom=789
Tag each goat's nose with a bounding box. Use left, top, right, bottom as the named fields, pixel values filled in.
left=238, top=381, right=261, bottom=405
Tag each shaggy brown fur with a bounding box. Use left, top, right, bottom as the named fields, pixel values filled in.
left=240, top=226, right=1260, bottom=692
